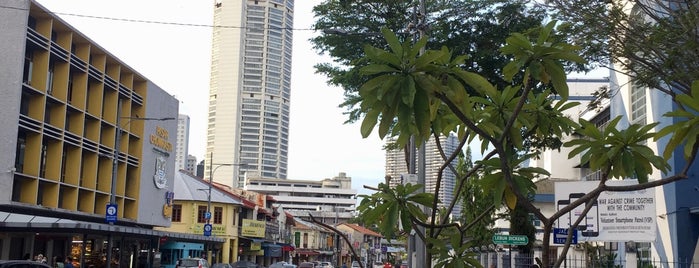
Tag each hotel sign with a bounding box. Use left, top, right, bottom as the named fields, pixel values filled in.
left=150, top=126, right=173, bottom=152
left=242, top=219, right=266, bottom=238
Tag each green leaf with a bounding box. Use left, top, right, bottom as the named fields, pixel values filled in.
left=360, top=64, right=398, bottom=75
left=381, top=27, right=403, bottom=57
left=360, top=109, right=380, bottom=138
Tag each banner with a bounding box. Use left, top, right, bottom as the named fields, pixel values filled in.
left=242, top=219, right=266, bottom=238
left=554, top=180, right=656, bottom=241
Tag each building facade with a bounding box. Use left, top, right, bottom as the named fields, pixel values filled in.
left=0, top=1, right=220, bottom=267
left=205, top=0, right=295, bottom=188
left=607, top=68, right=699, bottom=264
left=156, top=171, right=242, bottom=267
left=185, top=154, right=198, bottom=174
left=291, top=218, right=335, bottom=264
left=385, top=134, right=461, bottom=219
left=336, top=223, right=383, bottom=266
left=245, top=172, right=357, bottom=224
left=175, top=114, right=190, bottom=172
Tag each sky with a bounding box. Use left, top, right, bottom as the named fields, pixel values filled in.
left=33, top=0, right=387, bottom=193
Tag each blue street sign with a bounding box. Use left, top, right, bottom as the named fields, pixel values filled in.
left=106, top=204, right=117, bottom=223
left=203, top=223, right=212, bottom=237
left=553, top=228, right=577, bottom=244
left=205, top=211, right=212, bottom=220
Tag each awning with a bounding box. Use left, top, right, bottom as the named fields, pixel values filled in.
left=0, top=212, right=224, bottom=243
left=262, top=243, right=282, bottom=248
left=278, top=243, right=295, bottom=251
left=240, top=236, right=266, bottom=243
left=295, top=250, right=319, bottom=256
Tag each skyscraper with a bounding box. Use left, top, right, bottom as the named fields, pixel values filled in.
left=175, top=114, right=190, bottom=172
left=206, top=0, right=294, bottom=188
left=384, top=134, right=462, bottom=219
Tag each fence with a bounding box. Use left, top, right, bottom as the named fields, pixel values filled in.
left=472, top=252, right=699, bottom=268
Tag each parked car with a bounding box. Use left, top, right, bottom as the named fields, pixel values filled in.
left=269, top=261, right=296, bottom=268
left=298, top=262, right=316, bottom=268
left=0, top=260, right=51, bottom=268
left=230, top=261, right=261, bottom=268
left=319, top=261, right=334, bottom=268
left=176, top=258, right=210, bottom=268
left=212, top=263, right=234, bottom=268
left=372, top=262, right=384, bottom=268
left=350, top=261, right=361, bottom=268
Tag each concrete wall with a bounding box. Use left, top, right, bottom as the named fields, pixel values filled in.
left=0, top=0, right=29, bottom=204
left=137, top=81, right=179, bottom=226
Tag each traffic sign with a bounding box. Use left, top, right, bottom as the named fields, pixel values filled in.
left=492, top=234, right=528, bottom=245
left=106, top=204, right=117, bottom=223
left=553, top=228, right=577, bottom=244
left=203, top=223, right=212, bottom=236
left=205, top=211, right=212, bottom=220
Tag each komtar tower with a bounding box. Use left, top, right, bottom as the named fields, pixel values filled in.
left=206, top=0, right=294, bottom=188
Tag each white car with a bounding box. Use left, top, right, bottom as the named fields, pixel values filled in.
left=372, top=262, right=384, bottom=268
left=350, top=261, right=361, bottom=268
left=319, top=262, right=334, bottom=268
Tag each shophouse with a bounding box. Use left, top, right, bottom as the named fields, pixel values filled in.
left=336, top=223, right=383, bottom=266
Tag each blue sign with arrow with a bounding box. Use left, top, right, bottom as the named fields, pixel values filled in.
left=106, top=204, right=117, bottom=223
left=203, top=223, right=212, bottom=237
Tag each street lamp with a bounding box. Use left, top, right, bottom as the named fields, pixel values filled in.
left=110, top=115, right=175, bottom=216
left=106, top=112, right=174, bottom=268
left=205, top=153, right=247, bottom=230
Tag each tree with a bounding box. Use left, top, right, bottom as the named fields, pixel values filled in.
left=457, top=147, right=496, bottom=247
left=311, top=1, right=699, bottom=268
left=543, top=0, right=699, bottom=95
left=311, top=0, right=547, bottom=123
left=347, top=22, right=698, bottom=267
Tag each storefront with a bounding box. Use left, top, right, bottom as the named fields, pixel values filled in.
left=0, top=212, right=224, bottom=268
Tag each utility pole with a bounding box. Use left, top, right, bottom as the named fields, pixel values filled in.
left=409, top=1, right=428, bottom=268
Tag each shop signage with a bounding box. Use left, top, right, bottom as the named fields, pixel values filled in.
left=242, top=219, right=266, bottom=238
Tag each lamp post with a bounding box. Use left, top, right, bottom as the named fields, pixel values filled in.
left=106, top=108, right=174, bottom=268
left=206, top=153, right=247, bottom=229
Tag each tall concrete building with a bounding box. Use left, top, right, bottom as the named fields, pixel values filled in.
left=175, top=114, right=190, bottom=171
left=206, top=0, right=294, bottom=188
left=185, top=154, right=198, bottom=174
left=385, top=134, right=461, bottom=219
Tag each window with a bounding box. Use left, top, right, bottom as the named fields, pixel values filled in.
left=197, top=206, right=207, bottom=223
left=23, top=50, right=33, bottom=84
left=172, top=204, right=182, bottom=222
left=214, top=207, right=223, bottom=224
left=630, top=83, right=646, bottom=125
left=15, top=132, right=26, bottom=173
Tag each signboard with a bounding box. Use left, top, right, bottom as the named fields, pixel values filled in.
left=203, top=223, right=212, bottom=237
left=555, top=180, right=656, bottom=241
left=553, top=228, right=578, bottom=244
left=205, top=211, right=212, bottom=220
left=242, top=219, right=266, bottom=238
left=492, top=234, right=528, bottom=245
left=106, top=204, right=117, bottom=223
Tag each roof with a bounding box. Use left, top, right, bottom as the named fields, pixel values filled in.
left=339, top=223, right=382, bottom=237
left=173, top=172, right=242, bottom=205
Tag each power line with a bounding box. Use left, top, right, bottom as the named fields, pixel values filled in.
left=0, top=4, right=314, bottom=31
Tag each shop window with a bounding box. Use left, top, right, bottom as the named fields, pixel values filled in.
left=172, top=204, right=182, bottom=222
left=197, top=206, right=207, bottom=223
left=214, top=207, right=223, bottom=224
